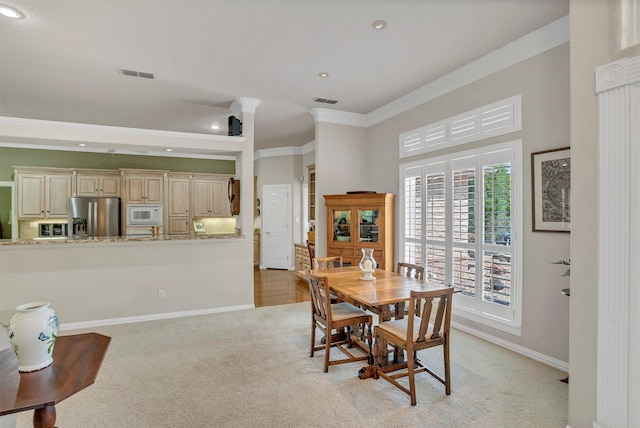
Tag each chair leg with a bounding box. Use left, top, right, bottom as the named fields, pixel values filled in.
left=323, top=326, right=332, bottom=373
left=309, top=319, right=316, bottom=357
left=408, top=351, right=417, bottom=406
left=444, top=340, right=451, bottom=395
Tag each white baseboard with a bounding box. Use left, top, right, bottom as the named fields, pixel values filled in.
left=60, top=304, right=255, bottom=331
left=452, top=321, right=569, bottom=373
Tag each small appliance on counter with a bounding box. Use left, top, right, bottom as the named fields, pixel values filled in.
left=39, top=222, right=68, bottom=238
left=68, top=197, right=121, bottom=238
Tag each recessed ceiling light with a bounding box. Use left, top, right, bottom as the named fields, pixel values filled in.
left=165, top=148, right=173, bottom=152
left=210, top=124, right=220, bottom=130
left=372, top=20, right=387, bottom=30
left=78, top=143, right=87, bottom=147
left=318, top=72, right=329, bottom=78
left=0, top=4, right=25, bottom=19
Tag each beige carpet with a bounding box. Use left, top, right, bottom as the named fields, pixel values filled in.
left=16, top=302, right=567, bottom=428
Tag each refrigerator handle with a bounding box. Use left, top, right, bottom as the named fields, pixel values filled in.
left=89, top=202, right=96, bottom=237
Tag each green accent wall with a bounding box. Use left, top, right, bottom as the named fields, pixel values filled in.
left=0, top=187, right=11, bottom=239
left=0, top=147, right=235, bottom=181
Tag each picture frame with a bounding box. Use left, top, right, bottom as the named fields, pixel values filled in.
left=531, top=147, right=571, bottom=232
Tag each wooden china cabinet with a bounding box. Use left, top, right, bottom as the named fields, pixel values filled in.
left=324, top=193, right=394, bottom=271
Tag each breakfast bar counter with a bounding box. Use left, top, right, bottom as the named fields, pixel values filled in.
left=0, top=233, right=244, bottom=246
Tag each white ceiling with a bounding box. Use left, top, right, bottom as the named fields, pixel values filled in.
left=0, top=0, right=569, bottom=153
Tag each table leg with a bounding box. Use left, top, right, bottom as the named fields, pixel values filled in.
left=33, top=405, right=56, bottom=428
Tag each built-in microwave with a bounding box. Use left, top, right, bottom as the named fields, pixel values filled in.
left=126, top=204, right=163, bottom=226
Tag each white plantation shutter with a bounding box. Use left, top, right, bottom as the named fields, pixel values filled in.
left=400, top=141, right=522, bottom=334
left=399, top=95, right=522, bottom=158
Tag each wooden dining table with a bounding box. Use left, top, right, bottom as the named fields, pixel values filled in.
left=308, top=266, right=453, bottom=378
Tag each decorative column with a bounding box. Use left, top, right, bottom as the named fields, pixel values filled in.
left=229, top=97, right=261, bottom=242
left=594, top=55, right=640, bottom=428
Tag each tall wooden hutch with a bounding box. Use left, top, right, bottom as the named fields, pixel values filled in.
left=324, top=193, right=394, bottom=270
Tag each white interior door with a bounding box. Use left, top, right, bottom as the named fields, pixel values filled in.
left=263, top=184, right=291, bottom=269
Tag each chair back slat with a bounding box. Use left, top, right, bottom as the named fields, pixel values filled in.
left=431, top=294, right=448, bottom=339
left=417, top=296, right=433, bottom=342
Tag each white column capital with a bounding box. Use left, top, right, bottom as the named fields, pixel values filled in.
left=595, top=56, right=640, bottom=93
left=230, top=97, right=262, bottom=118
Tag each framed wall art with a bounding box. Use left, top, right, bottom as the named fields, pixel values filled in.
left=531, top=147, right=571, bottom=232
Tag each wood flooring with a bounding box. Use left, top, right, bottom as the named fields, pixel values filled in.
left=254, top=268, right=310, bottom=307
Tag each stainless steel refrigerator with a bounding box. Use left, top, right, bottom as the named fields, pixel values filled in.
left=68, top=197, right=121, bottom=238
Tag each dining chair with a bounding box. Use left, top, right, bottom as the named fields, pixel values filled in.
left=314, top=255, right=343, bottom=270
left=307, top=273, right=373, bottom=373
left=374, top=287, right=454, bottom=405
left=396, top=262, right=425, bottom=316
left=306, top=240, right=316, bottom=268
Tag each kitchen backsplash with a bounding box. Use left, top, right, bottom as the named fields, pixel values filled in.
left=192, top=217, right=237, bottom=235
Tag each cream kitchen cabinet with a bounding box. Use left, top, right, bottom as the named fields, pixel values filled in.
left=76, top=170, right=121, bottom=197
left=191, top=175, right=230, bottom=217
left=15, top=168, right=73, bottom=219
left=167, top=174, right=191, bottom=235
left=122, top=170, right=166, bottom=204
left=294, top=243, right=311, bottom=280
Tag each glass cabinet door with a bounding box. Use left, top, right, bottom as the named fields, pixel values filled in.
left=331, top=209, right=352, bottom=243
left=358, top=209, right=380, bottom=243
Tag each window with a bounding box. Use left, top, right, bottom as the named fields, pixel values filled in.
left=400, top=141, right=522, bottom=334
left=399, top=95, right=522, bottom=158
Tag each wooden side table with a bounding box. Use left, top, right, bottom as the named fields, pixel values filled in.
left=0, top=333, right=110, bottom=428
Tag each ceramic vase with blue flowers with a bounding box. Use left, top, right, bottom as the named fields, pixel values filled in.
left=7, top=301, right=59, bottom=372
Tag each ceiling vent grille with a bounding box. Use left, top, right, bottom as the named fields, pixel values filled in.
left=118, top=68, right=155, bottom=79
left=313, top=97, right=338, bottom=104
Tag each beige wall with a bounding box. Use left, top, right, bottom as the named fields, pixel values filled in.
left=568, top=1, right=640, bottom=426
left=367, top=44, right=571, bottom=363
left=314, top=122, right=368, bottom=257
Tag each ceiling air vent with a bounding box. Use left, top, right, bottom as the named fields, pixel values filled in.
left=117, top=68, right=155, bottom=79
left=313, top=97, right=338, bottom=105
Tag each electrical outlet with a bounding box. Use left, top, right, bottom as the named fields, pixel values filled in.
left=158, top=289, right=165, bottom=300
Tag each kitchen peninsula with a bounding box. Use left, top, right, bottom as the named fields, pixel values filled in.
left=0, top=99, right=259, bottom=329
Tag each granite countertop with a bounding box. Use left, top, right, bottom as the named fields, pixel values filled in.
left=0, top=234, right=244, bottom=246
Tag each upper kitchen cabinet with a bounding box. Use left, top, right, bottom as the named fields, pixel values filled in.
left=191, top=174, right=231, bottom=217
left=167, top=173, right=191, bottom=235
left=76, top=169, right=121, bottom=197
left=15, top=167, right=73, bottom=219
left=121, top=169, right=166, bottom=204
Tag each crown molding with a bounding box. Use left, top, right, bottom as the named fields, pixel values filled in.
left=301, top=140, right=315, bottom=154
left=310, top=108, right=368, bottom=127
left=253, top=139, right=316, bottom=160
left=366, top=15, right=570, bottom=127
left=254, top=145, right=301, bottom=160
